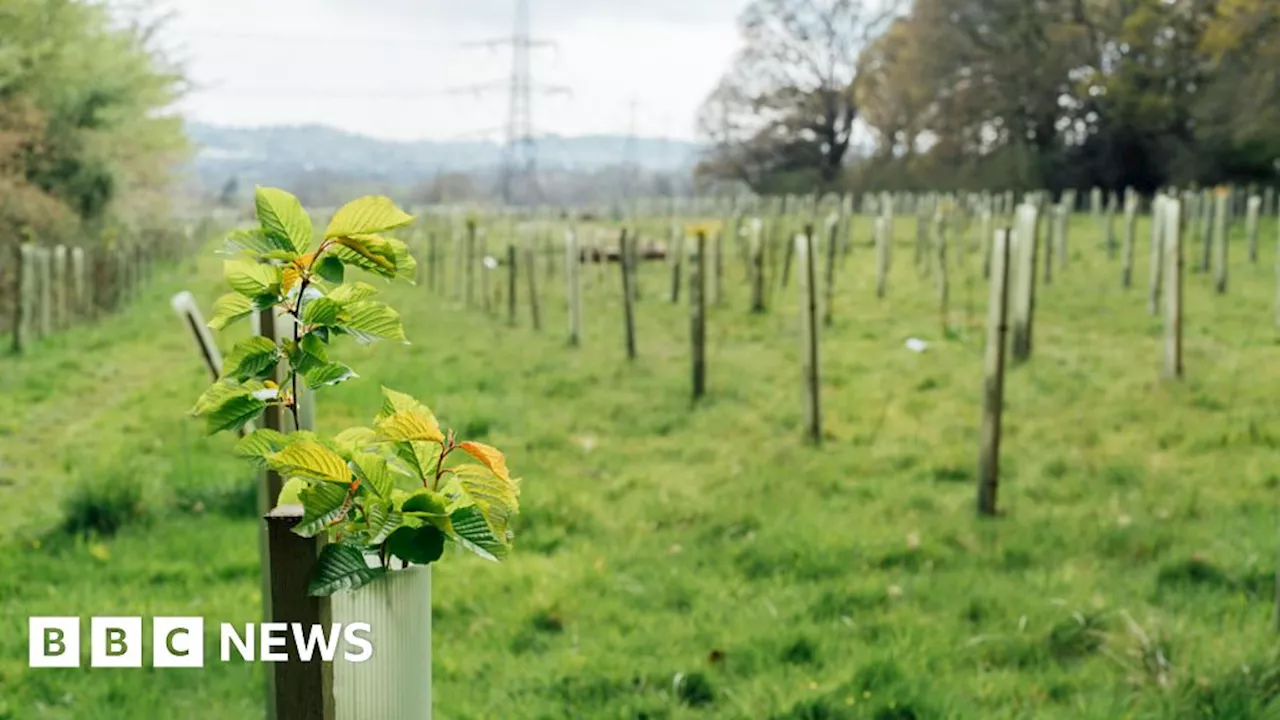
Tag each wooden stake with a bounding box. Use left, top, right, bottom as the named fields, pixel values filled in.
left=565, top=229, right=581, bottom=347
left=936, top=212, right=949, bottom=334
left=669, top=227, right=683, bottom=304
left=507, top=243, right=517, bottom=327
left=691, top=231, right=707, bottom=401
left=524, top=241, right=541, bottom=332
left=977, top=228, right=1012, bottom=517
left=1148, top=200, right=1165, bottom=316
left=620, top=229, right=637, bottom=360
left=464, top=219, right=476, bottom=308
left=797, top=226, right=821, bottom=444
left=875, top=217, right=889, bottom=299
left=264, top=505, right=334, bottom=720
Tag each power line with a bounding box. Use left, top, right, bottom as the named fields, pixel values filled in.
left=452, top=0, right=571, bottom=205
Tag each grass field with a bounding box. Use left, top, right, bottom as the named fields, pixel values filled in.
left=2, top=209, right=1279, bottom=719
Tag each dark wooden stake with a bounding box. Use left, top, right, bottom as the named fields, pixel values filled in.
left=977, top=228, right=1013, bottom=516
left=798, top=226, right=822, bottom=444
left=264, top=505, right=334, bottom=720
left=620, top=230, right=637, bottom=360
left=691, top=231, right=707, bottom=401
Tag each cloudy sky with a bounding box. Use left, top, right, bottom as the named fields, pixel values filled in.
left=130, top=0, right=747, bottom=142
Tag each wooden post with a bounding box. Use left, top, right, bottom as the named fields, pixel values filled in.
left=1043, top=207, right=1056, bottom=286
left=480, top=230, right=491, bottom=315
left=691, top=231, right=707, bottom=401
left=1213, top=189, right=1229, bottom=294
left=1247, top=195, right=1261, bottom=264
left=1056, top=202, right=1069, bottom=272
left=780, top=225, right=796, bottom=289
left=620, top=230, right=637, bottom=361
left=977, top=228, right=1012, bottom=517
left=1160, top=195, right=1183, bottom=380
left=427, top=232, right=438, bottom=293
left=171, top=291, right=224, bottom=380
left=981, top=208, right=993, bottom=279
left=565, top=229, right=581, bottom=347
left=1010, top=204, right=1040, bottom=363
left=822, top=213, right=839, bottom=327
left=669, top=229, right=683, bottom=304
left=506, top=244, right=517, bottom=327
left=464, top=219, right=476, bottom=309
left=264, top=505, right=334, bottom=720
left=524, top=242, right=541, bottom=332
left=1122, top=190, right=1139, bottom=288
left=797, top=226, right=821, bottom=444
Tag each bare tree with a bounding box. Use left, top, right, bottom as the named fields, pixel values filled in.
left=697, top=0, right=899, bottom=190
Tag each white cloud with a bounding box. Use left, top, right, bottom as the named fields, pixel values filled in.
left=130, top=0, right=746, bottom=141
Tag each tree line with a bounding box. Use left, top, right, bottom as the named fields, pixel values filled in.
left=697, top=0, right=1280, bottom=197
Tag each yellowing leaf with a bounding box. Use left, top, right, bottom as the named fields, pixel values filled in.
left=459, top=441, right=511, bottom=482
left=268, top=441, right=351, bottom=484
left=375, top=410, right=444, bottom=444
left=452, top=463, right=520, bottom=539
left=325, top=196, right=415, bottom=239
left=335, top=234, right=396, bottom=271
left=282, top=264, right=301, bottom=297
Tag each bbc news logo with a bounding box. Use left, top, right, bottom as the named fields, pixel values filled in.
left=29, top=617, right=373, bottom=668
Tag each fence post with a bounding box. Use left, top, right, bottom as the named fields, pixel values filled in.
left=822, top=213, right=839, bottom=327
left=38, top=247, right=53, bottom=338
left=71, top=248, right=86, bottom=320
left=524, top=240, right=541, bottom=332
left=1247, top=195, right=1261, bottom=264
left=936, top=211, right=949, bottom=334
left=977, top=228, right=1012, bottom=517
left=53, top=246, right=68, bottom=331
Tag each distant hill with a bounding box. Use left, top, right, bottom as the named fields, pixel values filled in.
left=186, top=122, right=704, bottom=191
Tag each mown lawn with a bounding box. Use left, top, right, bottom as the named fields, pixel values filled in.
left=1, top=209, right=1279, bottom=719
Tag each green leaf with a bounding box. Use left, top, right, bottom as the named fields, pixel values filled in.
left=222, top=337, right=281, bottom=381
left=449, top=505, right=508, bottom=562
left=333, top=234, right=397, bottom=273
left=224, top=259, right=281, bottom=299
left=191, top=381, right=270, bottom=435
left=208, top=293, right=255, bottom=331
left=364, top=502, right=404, bottom=545
left=294, top=482, right=352, bottom=537
left=235, top=428, right=292, bottom=465
left=301, top=297, right=343, bottom=325
left=307, top=543, right=384, bottom=597
left=220, top=227, right=295, bottom=259
left=453, top=464, right=520, bottom=541
left=332, top=427, right=379, bottom=458
left=315, top=255, right=345, bottom=284
left=350, top=452, right=395, bottom=499
left=337, top=301, right=406, bottom=344
left=268, top=441, right=351, bottom=484
left=385, top=525, right=446, bottom=566
left=326, top=282, right=379, bottom=304
left=401, top=489, right=449, bottom=516
left=303, top=361, right=357, bottom=390
left=394, top=441, right=440, bottom=482
left=256, top=187, right=314, bottom=254
left=278, top=477, right=306, bottom=506
left=324, top=196, right=414, bottom=239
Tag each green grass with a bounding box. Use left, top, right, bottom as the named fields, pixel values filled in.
left=2, top=211, right=1280, bottom=718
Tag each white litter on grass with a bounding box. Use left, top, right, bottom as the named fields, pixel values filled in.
left=905, top=338, right=929, bottom=353
left=483, top=256, right=499, bottom=270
